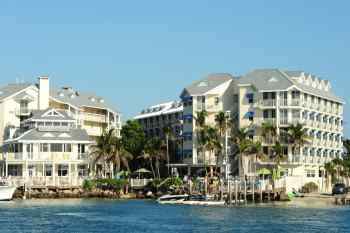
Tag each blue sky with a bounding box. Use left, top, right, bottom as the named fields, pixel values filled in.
left=0, top=1, right=349, bottom=136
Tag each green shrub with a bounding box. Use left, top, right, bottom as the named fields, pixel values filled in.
left=82, top=179, right=96, bottom=191
left=302, top=182, right=318, bottom=193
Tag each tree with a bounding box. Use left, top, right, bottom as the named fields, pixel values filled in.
left=121, top=120, right=146, bottom=157
left=287, top=123, right=310, bottom=159
left=231, top=127, right=255, bottom=177
left=203, top=126, right=222, bottom=176
left=261, top=122, right=277, bottom=144
left=107, top=137, right=133, bottom=175
left=162, top=125, right=173, bottom=176
left=138, top=137, right=166, bottom=179
left=194, top=110, right=208, bottom=165
left=90, top=128, right=115, bottom=177
left=270, top=141, right=287, bottom=191
left=215, top=111, right=232, bottom=177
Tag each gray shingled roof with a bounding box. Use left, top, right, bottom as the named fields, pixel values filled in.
left=238, top=69, right=293, bottom=90
left=181, top=73, right=234, bottom=97
left=30, top=108, right=75, bottom=121
left=50, top=88, right=119, bottom=113
left=0, top=83, right=33, bottom=101
left=238, top=69, right=344, bottom=103
left=16, top=128, right=90, bottom=142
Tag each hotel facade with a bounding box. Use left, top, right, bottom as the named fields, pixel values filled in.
left=0, top=77, right=121, bottom=187
left=135, top=69, right=345, bottom=192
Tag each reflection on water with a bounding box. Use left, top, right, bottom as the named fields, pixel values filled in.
left=0, top=199, right=349, bottom=233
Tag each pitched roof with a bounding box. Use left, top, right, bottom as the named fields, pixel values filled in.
left=238, top=69, right=293, bottom=90
left=30, top=108, right=75, bottom=121
left=181, top=73, right=234, bottom=96
left=13, top=128, right=90, bottom=142
left=0, top=83, right=33, bottom=101
left=238, top=69, right=344, bottom=103
left=50, top=87, right=119, bottom=113
left=134, top=101, right=182, bottom=119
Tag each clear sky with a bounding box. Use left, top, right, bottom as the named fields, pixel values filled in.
left=0, top=1, right=349, bottom=136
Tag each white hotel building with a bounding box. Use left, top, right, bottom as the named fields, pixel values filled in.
left=0, top=77, right=121, bottom=187
left=136, top=69, right=345, bottom=191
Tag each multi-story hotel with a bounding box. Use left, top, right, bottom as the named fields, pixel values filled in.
left=134, top=101, right=183, bottom=164
left=136, top=69, right=345, bottom=191
left=238, top=69, right=344, bottom=191
left=0, top=77, right=121, bottom=187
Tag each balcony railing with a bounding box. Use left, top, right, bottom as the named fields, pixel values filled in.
left=261, top=99, right=276, bottom=107
left=84, top=113, right=107, bottom=123
left=15, top=108, right=32, bottom=116
left=78, top=153, right=89, bottom=160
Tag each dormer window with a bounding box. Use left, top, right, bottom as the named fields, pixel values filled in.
left=58, top=92, right=64, bottom=97
left=89, top=97, right=96, bottom=102
left=99, top=98, right=104, bottom=103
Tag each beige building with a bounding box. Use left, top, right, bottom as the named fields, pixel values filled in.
left=237, top=69, right=344, bottom=192
left=135, top=69, right=345, bottom=192
left=0, top=76, right=121, bottom=187
left=0, top=77, right=121, bottom=145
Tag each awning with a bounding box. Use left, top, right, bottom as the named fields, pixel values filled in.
left=246, top=93, right=254, bottom=99
left=183, top=114, right=193, bottom=120
left=244, top=111, right=255, bottom=118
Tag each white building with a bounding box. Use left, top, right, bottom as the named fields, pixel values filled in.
left=1, top=108, right=92, bottom=187
left=134, top=101, right=183, bottom=164
left=135, top=69, right=345, bottom=192
left=0, top=76, right=121, bottom=187
left=237, top=69, right=344, bottom=192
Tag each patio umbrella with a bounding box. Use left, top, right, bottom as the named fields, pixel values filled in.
left=134, top=168, right=151, bottom=174
left=257, top=168, right=271, bottom=176
left=134, top=168, right=151, bottom=179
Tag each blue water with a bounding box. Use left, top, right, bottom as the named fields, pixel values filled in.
left=0, top=199, right=349, bottom=233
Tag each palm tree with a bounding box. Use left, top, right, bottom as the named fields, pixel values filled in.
left=162, top=125, right=173, bottom=176
left=107, top=137, right=133, bottom=176
left=203, top=126, right=222, bottom=176
left=287, top=123, right=310, bottom=159
left=138, top=137, right=166, bottom=179
left=215, top=111, right=232, bottom=176
left=270, top=141, right=287, bottom=191
left=232, top=127, right=252, bottom=177
left=261, top=122, right=277, bottom=144
left=194, top=110, right=208, bottom=167
left=90, top=128, right=115, bottom=177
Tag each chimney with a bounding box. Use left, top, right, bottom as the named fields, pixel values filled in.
left=38, top=76, right=49, bottom=110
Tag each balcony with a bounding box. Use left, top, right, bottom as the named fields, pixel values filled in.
left=4, top=153, right=23, bottom=160
left=256, top=118, right=277, bottom=126
left=84, top=113, right=107, bottom=123
left=15, top=108, right=32, bottom=116
left=38, top=126, right=71, bottom=132
left=260, top=99, right=276, bottom=107
left=78, top=153, right=89, bottom=160
left=290, top=99, right=301, bottom=107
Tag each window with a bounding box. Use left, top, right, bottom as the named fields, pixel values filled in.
left=214, top=97, right=220, bottom=105
left=306, top=170, right=316, bottom=178
left=246, top=93, right=254, bottom=104
left=233, top=94, right=238, bottom=103
left=62, top=122, right=68, bottom=127
left=53, top=122, right=60, bottom=127
left=78, top=144, right=86, bottom=154
left=64, top=144, right=72, bottom=152
left=78, top=165, right=88, bottom=177
left=51, top=143, right=63, bottom=152
left=58, top=164, right=68, bottom=176
left=40, top=143, right=49, bottom=152
left=28, top=165, right=35, bottom=177
left=45, top=164, right=52, bottom=176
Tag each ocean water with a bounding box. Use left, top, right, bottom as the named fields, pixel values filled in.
left=0, top=199, right=349, bottom=233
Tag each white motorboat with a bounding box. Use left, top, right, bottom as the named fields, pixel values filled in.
left=157, top=194, right=226, bottom=206
left=0, top=180, right=16, bottom=201
left=157, top=194, right=188, bottom=204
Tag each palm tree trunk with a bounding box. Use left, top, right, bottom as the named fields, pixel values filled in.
left=149, top=159, right=155, bottom=179
left=166, top=136, right=170, bottom=176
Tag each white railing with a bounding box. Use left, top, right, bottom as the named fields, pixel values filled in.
left=130, top=178, right=152, bottom=188
left=84, top=113, right=107, bottom=123
left=261, top=99, right=276, bottom=107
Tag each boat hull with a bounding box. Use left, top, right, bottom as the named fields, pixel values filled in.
left=0, top=186, right=16, bottom=201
